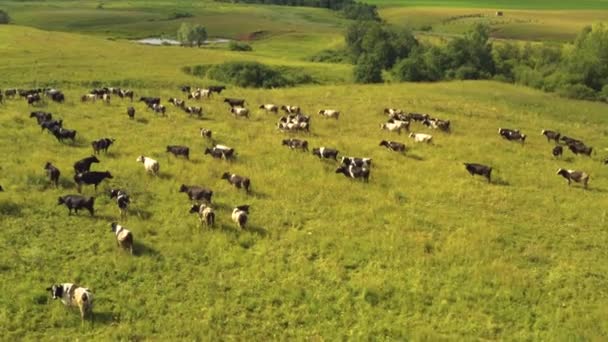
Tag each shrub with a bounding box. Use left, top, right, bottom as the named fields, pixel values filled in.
left=0, top=10, right=10, bottom=24
left=307, top=49, right=350, bottom=64
left=342, top=3, right=380, bottom=21
left=354, top=54, right=383, bottom=84
left=228, top=41, right=253, bottom=52
left=177, top=23, right=207, bottom=47
left=169, top=12, right=194, bottom=20
left=557, top=84, right=598, bottom=101
left=196, top=61, right=313, bottom=88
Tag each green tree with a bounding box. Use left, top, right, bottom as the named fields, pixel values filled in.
left=191, top=25, right=208, bottom=47
left=0, top=9, right=10, bottom=24
left=177, top=23, right=193, bottom=46
left=353, top=53, right=383, bottom=84
left=177, top=23, right=207, bottom=47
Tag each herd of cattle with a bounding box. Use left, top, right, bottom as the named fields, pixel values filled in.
left=0, top=84, right=604, bottom=321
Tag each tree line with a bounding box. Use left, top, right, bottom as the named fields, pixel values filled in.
left=348, top=21, right=608, bottom=102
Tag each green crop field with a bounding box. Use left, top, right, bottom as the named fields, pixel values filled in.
left=1, top=0, right=608, bottom=339
left=364, top=0, right=608, bottom=10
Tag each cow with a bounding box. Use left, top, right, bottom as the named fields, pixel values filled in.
left=318, top=109, right=340, bottom=119
left=380, top=120, right=409, bottom=134
left=224, top=98, right=245, bottom=107
left=136, top=156, right=159, bottom=175
left=208, top=85, right=226, bottom=95
left=221, top=172, right=251, bottom=193
left=407, top=113, right=429, bottom=122
left=185, top=106, right=203, bottom=117
left=127, top=107, right=135, bottom=119
left=568, top=142, right=593, bottom=156
left=232, top=205, right=249, bottom=229
left=552, top=145, right=563, bottom=158
left=109, top=189, right=130, bottom=220
left=152, top=104, right=166, bottom=115
left=498, top=128, right=526, bottom=143
left=110, top=222, right=134, bottom=254
left=139, top=97, right=160, bottom=107
left=541, top=130, right=561, bottom=143
left=81, top=94, right=97, bottom=102
left=335, top=164, right=370, bottom=182
left=168, top=98, right=186, bottom=108
left=409, top=132, right=433, bottom=143
left=204, top=146, right=235, bottom=160
left=74, top=171, right=113, bottom=192
left=166, top=145, right=190, bottom=159
left=560, top=136, right=583, bottom=146
left=199, top=128, right=212, bottom=139
left=40, top=119, right=63, bottom=133
left=422, top=118, right=451, bottom=132
left=46, top=283, right=94, bottom=321
left=27, top=93, right=41, bottom=105
left=384, top=108, right=404, bottom=116
left=280, top=105, right=300, bottom=114
left=464, top=163, right=492, bottom=183
left=30, top=111, right=52, bottom=124
left=341, top=157, right=372, bottom=168
left=179, top=184, right=213, bottom=203
left=556, top=168, right=589, bottom=188
left=189, top=203, right=215, bottom=227
left=57, top=195, right=95, bottom=216
left=259, top=104, right=279, bottom=114
left=91, top=138, right=115, bottom=154
left=282, top=138, right=308, bottom=151
left=50, top=127, right=77, bottom=143
left=379, top=140, right=406, bottom=152
left=44, top=162, right=61, bottom=188
left=230, top=106, right=249, bottom=118
left=74, top=156, right=100, bottom=174
left=312, top=147, right=339, bottom=160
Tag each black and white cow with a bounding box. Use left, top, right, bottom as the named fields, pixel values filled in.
left=232, top=205, right=249, bottom=229
left=179, top=184, right=213, bottom=203
left=341, top=157, right=372, bottom=168
left=259, top=104, right=279, bottom=114
left=221, top=172, right=251, bottom=193
left=379, top=140, right=406, bottom=152
left=166, top=145, right=190, bottom=159
left=312, top=147, right=339, bottom=160
left=57, top=195, right=95, bottom=216
left=74, top=171, right=113, bottom=192
left=209, top=85, right=226, bottom=95
left=463, top=163, right=492, bottom=183
left=224, top=98, right=245, bottom=107
left=189, top=203, right=215, bottom=227
left=110, top=222, right=134, bottom=254
left=127, top=107, right=135, bottom=119
left=282, top=138, right=308, bottom=151
left=199, top=128, right=212, bottom=138
left=204, top=146, right=235, bottom=160
left=44, top=162, right=61, bottom=188
left=74, top=156, right=100, bottom=174
left=556, top=168, right=589, bottom=188
left=46, top=283, right=94, bottom=321
left=335, top=164, right=370, bottom=182
left=91, top=138, right=115, bottom=154
left=498, top=128, right=526, bottom=143
left=109, top=189, right=130, bottom=219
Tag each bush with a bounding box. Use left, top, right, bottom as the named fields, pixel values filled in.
left=354, top=54, right=383, bottom=84
left=199, top=61, right=313, bottom=88
left=558, top=84, right=598, bottom=101
left=169, top=12, right=194, bottom=20
left=177, top=23, right=207, bottom=47
left=228, top=41, right=253, bottom=52
left=0, top=10, right=10, bottom=24
left=392, top=53, right=428, bottom=82
left=342, top=3, right=380, bottom=21
left=454, top=65, right=480, bottom=80
left=307, top=49, right=350, bottom=64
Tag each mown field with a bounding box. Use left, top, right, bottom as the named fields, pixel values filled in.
left=1, top=23, right=608, bottom=339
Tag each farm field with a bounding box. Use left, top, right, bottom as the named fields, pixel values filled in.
left=364, top=0, right=608, bottom=10
left=1, top=0, right=608, bottom=339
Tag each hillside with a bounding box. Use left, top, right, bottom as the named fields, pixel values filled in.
left=1, top=25, right=608, bottom=339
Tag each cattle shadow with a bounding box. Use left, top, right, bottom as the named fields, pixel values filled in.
left=245, top=225, right=268, bottom=237
left=157, top=172, right=173, bottom=180
left=133, top=240, right=161, bottom=258
left=132, top=208, right=153, bottom=220
left=249, top=190, right=269, bottom=199
left=405, top=153, right=424, bottom=161
left=92, top=311, right=116, bottom=325
left=89, top=214, right=116, bottom=221
left=58, top=178, right=77, bottom=189
left=491, top=178, right=510, bottom=186
left=135, top=118, right=149, bottom=124
left=586, top=187, right=607, bottom=193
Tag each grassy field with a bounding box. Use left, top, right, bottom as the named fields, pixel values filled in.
left=364, top=0, right=608, bottom=10
left=1, top=24, right=608, bottom=339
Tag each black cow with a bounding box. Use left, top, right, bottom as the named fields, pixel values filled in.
left=30, top=111, right=52, bottom=124
left=5, top=89, right=17, bottom=98
left=379, top=140, right=406, bottom=152
left=0, top=185, right=3, bottom=192
left=74, top=156, right=100, bottom=174
left=282, top=139, right=308, bottom=151
left=40, top=119, right=62, bottom=133
left=568, top=142, right=593, bottom=156
left=312, top=147, right=339, bottom=160
left=556, top=168, right=590, bottom=188
left=27, top=93, right=41, bottom=105
left=51, top=127, right=77, bottom=142
left=166, top=145, right=190, bottom=159
left=50, top=92, right=65, bottom=103
left=57, top=195, right=95, bottom=216
left=127, top=107, right=135, bottom=119
left=139, top=97, right=160, bottom=106
left=181, top=86, right=191, bottom=93
left=74, top=171, right=113, bottom=192
left=209, top=85, right=226, bottom=95
left=44, top=162, right=61, bottom=188
left=91, top=138, right=115, bottom=154
left=221, top=173, right=251, bottom=193
left=464, top=163, right=492, bottom=183
left=224, top=98, right=245, bottom=107
left=552, top=145, right=563, bottom=157
left=407, top=112, right=429, bottom=122
left=335, top=165, right=370, bottom=182
left=341, top=157, right=372, bottom=168
left=541, top=130, right=561, bottom=143
left=560, top=136, right=583, bottom=146
left=179, top=184, right=213, bottom=203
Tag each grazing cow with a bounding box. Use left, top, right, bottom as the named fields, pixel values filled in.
left=0, top=185, right=3, bottom=192
left=127, top=107, right=135, bottom=119
left=498, top=128, right=526, bottom=143
left=221, top=172, right=251, bottom=193
left=27, top=93, right=41, bottom=105
left=139, top=97, right=161, bottom=107
left=208, top=85, right=226, bottom=95
left=409, top=132, right=433, bottom=143
left=560, top=136, right=583, bottom=146
left=40, top=119, right=63, bottom=133
left=318, top=109, right=340, bottom=119
left=44, top=162, right=61, bottom=188
left=179, top=184, right=213, bottom=203
left=280, top=105, right=300, bottom=114
left=74, top=171, right=113, bottom=192
left=109, top=189, right=130, bottom=219
left=30, top=111, right=52, bottom=124
left=232, top=205, right=249, bottom=229
left=277, top=121, right=310, bottom=132
left=110, top=222, right=134, bottom=254
left=379, top=140, right=406, bottom=152
left=341, top=157, right=372, bottom=168
left=552, top=145, right=563, bottom=158
left=181, top=86, right=191, bottom=93
left=50, top=127, right=77, bottom=142
left=200, top=128, right=212, bottom=139
left=0, top=93, right=3, bottom=103
left=99, top=93, right=111, bottom=104
left=423, top=118, right=451, bottom=132
left=57, top=195, right=95, bottom=216
left=464, top=163, right=492, bottom=183
left=152, top=104, right=166, bottom=115
left=335, top=164, right=370, bottom=182
left=204, top=146, right=235, bottom=160
left=230, top=106, right=249, bottom=118
left=118, top=89, right=134, bottom=101
left=166, top=145, right=190, bottom=159
left=46, top=283, right=93, bottom=321
left=384, top=108, right=404, bottom=116
left=407, top=112, right=429, bottom=122
left=541, top=129, right=561, bottom=143
left=224, top=98, right=245, bottom=107
left=259, top=104, right=279, bottom=114
left=81, top=94, right=97, bottom=102
left=169, top=98, right=186, bottom=108
left=568, top=142, right=593, bottom=156
left=556, top=168, right=589, bottom=188
left=282, top=138, right=308, bottom=151
left=188, top=88, right=210, bottom=100
left=136, top=156, right=159, bottom=175
left=189, top=203, right=215, bottom=227
left=50, top=92, right=65, bottom=103
left=74, top=156, right=100, bottom=174
left=185, top=106, right=203, bottom=117
left=380, top=120, right=409, bottom=134
left=91, top=138, right=115, bottom=154
left=5, top=89, right=17, bottom=98
left=312, top=147, right=339, bottom=160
